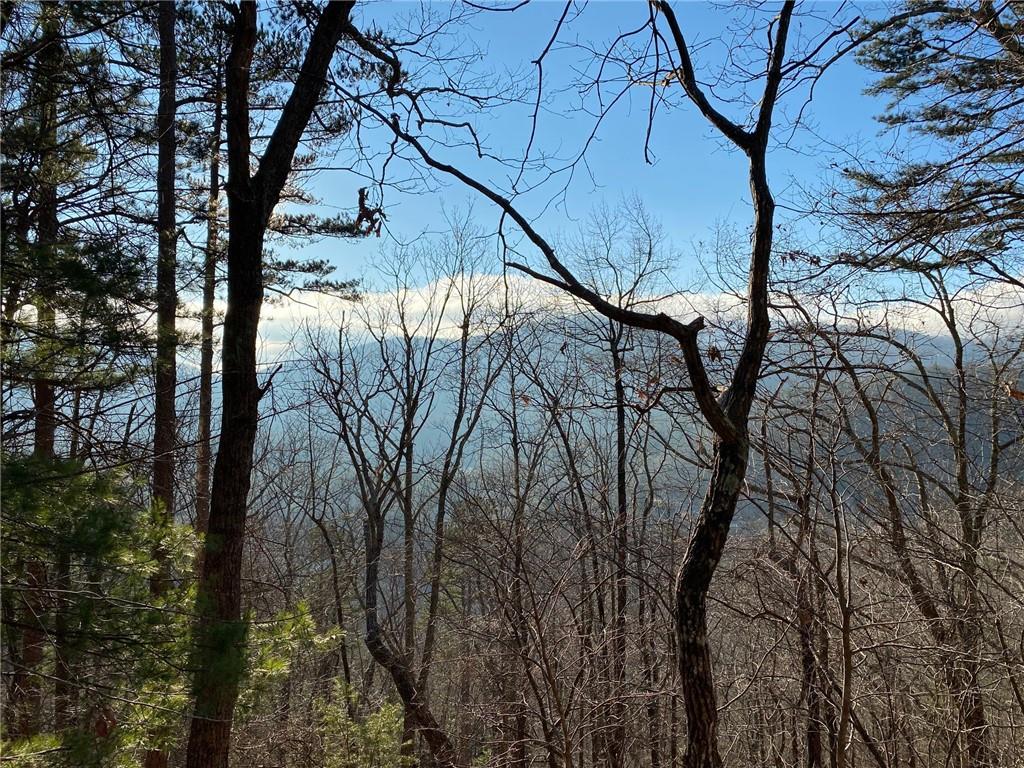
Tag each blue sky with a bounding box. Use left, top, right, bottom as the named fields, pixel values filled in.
left=282, top=1, right=895, bottom=288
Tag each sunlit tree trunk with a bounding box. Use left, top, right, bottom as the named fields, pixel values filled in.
left=195, top=65, right=222, bottom=547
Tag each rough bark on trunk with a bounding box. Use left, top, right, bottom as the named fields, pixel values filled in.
left=150, top=0, right=178, bottom=594
left=674, top=442, right=747, bottom=768
left=185, top=206, right=262, bottom=768
left=185, top=4, right=355, bottom=766
left=144, top=5, right=177, bottom=763
left=664, top=7, right=790, bottom=755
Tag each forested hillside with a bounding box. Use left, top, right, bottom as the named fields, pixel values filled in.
left=1, top=2, right=1022, bottom=768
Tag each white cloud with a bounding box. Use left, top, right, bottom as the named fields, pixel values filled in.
left=172, top=269, right=1023, bottom=372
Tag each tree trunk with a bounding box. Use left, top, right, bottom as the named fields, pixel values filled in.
left=185, top=203, right=263, bottom=768
left=638, top=554, right=662, bottom=768
left=144, top=4, right=177, bottom=763
left=402, top=405, right=417, bottom=763
left=674, top=442, right=747, bottom=768
left=669, top=30, right=785, bottom=755
left=195, top=68, right=222, bottom=547
left=19, top=304, right=56, bottom=739
left=364, top=506, right=458, bottom=768
left=607, top=326, right=628, bottom=768
left=14, top=560, right=47, bottom=738
left=150, top=0, right=178, bottom=594
left=185, top=4, right=356, bottom=765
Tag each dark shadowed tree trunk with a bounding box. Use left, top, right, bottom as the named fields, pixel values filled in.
left=144, top=2, right=177, bottom=765
left=185, top=3, right=357, bottom=766
left=607, top=322, right=628, bottom=768
left=150, top=0, right=178, bottom=595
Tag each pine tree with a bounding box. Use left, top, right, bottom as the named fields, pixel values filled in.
left=842, top=1, right=1024, bottom=280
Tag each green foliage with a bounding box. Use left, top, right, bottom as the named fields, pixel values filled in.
left=858, top=3, right=1023, bottom=137
left=317, top=683, right=412, bottom=768
left=1, top=0, right=153, bottom=419
left=0, top=454, right=196, bottom=763
left=236, top=601, right=342, bottom=718
left=0, top=734, right=63, bottom=767
left=0, top=729, right=124, bottom=768
left=842, top=2, right=1024, bottom=272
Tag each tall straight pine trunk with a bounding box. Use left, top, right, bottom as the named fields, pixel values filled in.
left=144, top=1, right=177, bottom=765
left=195, top=65, right=222, bottom=545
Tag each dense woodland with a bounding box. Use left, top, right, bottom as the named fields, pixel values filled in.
left=1, top=2, right=1023, bottom=767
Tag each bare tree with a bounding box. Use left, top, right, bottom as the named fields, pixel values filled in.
left=337, top=4, right=798, bottom=764
left=311, top=240, right=506, bottom=766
